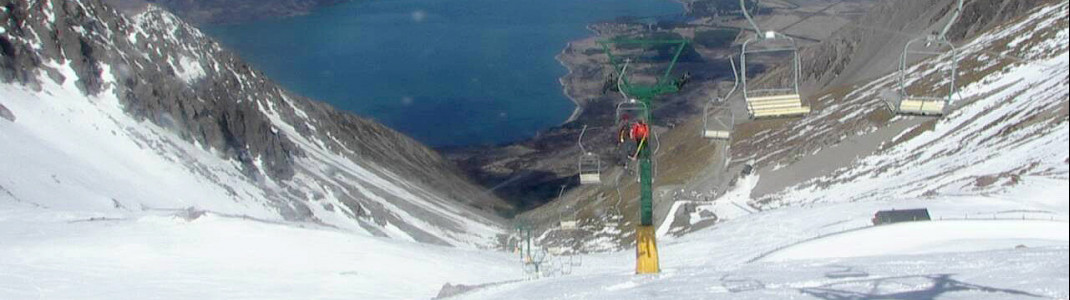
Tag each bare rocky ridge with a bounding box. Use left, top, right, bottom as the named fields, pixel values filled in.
left=731, top=0, right=1046, bottom=187
left=0, top=0, right=510, bottom=246
left=797, top=0, right=1041, bottom=91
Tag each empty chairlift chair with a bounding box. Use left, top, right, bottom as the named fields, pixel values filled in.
left=578, top=153, right=602, bottom=185
left=556, top=187, right=579, bottom=230
left=703, top=100, right=734, bottom=140
left=895, top=39, right=956, bottom=115
left=577, top=125, right=602, bottom=185
left=888, top=0, right=963, bottom=116
left=703, top=57, right=740, bottom=140
left=738, top=0, right=809, bottom=119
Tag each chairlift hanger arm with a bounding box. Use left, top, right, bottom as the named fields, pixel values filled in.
left=725, top=57, right=740, bottom=100
left=704, top=57, right=739, bottom=126
left=740, top=0, right=763, bottom=37
left=938, top=0, right=964, bottom=41
left=578, top=125, right=589, bottom=153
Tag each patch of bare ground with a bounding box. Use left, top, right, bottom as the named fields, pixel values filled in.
left=882, top=119, right=935, bottom=151
left=0, top=103, right=14, bottom=122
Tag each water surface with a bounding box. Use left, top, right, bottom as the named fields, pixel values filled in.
left=205, top=0, right=681, bottom=146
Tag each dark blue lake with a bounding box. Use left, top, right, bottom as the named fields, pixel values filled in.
left=203, top=0, right=681, bottom=147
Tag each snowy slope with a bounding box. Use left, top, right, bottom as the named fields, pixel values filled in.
left=447, top=2, right=1070, bottom=299
left=0, top=0, right=506, bottom=247
left=457, top=198, right=1068, bottom=299
left=0, top=204, right=521, bottom=300
left=2, top=0, right=1066, bottom=299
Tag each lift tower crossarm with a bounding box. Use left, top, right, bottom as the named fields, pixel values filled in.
left=598, top=39, right=689, bottom=99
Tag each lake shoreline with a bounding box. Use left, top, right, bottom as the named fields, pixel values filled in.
left=556, top=41, right=585, bottom=124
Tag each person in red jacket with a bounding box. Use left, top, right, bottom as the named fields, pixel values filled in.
left=628, top=120, right=650, bottom=160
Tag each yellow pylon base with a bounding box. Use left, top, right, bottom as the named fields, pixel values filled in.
left=635, top=225, right=660, bottom=274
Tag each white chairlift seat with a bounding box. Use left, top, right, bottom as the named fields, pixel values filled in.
left=579, top=173, right=601, bottom=185
left=703, top=130, right=731, bottom=140
left=703, top=98, right=734, bottom=140
left=747, top=93, right=810, bottom=118
left=578, top=152, right=602, bottom=185
left=898, top=97, right=946, bottom=115
left=560, top=220, right=578, bottom=230
left=703, top=58, right=739, bottom=140
left=576, top=126, right=602, bottom=185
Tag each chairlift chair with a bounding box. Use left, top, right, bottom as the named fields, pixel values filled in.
left=557, top=186, right=579, bottom=230
left=739, top=0, right=809, bottom=119
left=616, top=99, right=650, bottom=124
left=703, top=101, right=734, bottom=140
left=888, top=0, right=963, bottom=116
left=578, top=153, right=601, bottom=185
left=576, top=125, right=602, bottom=185
left=892, top=38, right=956, bottom=115
left=703, top=57, right=740, bottom=140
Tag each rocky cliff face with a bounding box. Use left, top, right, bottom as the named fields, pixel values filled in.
left=797, top=0, right=1041, bottom=91
left=723, top=0, right=1047, bottom=176
left=0, top=0, right=510, bottom=247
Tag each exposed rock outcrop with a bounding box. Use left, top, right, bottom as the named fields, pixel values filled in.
left=0, top=0, right=510, bottom=247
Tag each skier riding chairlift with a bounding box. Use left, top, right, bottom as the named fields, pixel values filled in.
left=618, top=116, right=650, bottom=161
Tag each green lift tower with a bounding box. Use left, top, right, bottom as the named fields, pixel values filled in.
left=598, top=38, right=689, bottom=274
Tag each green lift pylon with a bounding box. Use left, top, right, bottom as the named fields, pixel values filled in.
left=598, top=38, right=689, bottom=275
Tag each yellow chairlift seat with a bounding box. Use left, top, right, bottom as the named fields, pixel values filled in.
left=898, top=98, right=946, bottom=115
left=560, top=220, right=578, bottom=230
left=748, top=93, right=809, bottom=118
left=702, top=130, right=731, bottom=140
left=579, top=172, right=601, bottom=185
left=577, top=126, right=603, bottom=185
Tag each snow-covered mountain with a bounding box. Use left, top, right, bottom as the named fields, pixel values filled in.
left=737, top=0, right=1069, bottom=207
left=0, top=0, right=510, bottom=247
left=516, top=0, right=1068, bottom=259
left=658, top=0, right=1069, bottom=236
left=451, top=2, right=1069, bottom=298
left=1, top=0, right=1066, bottom=299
